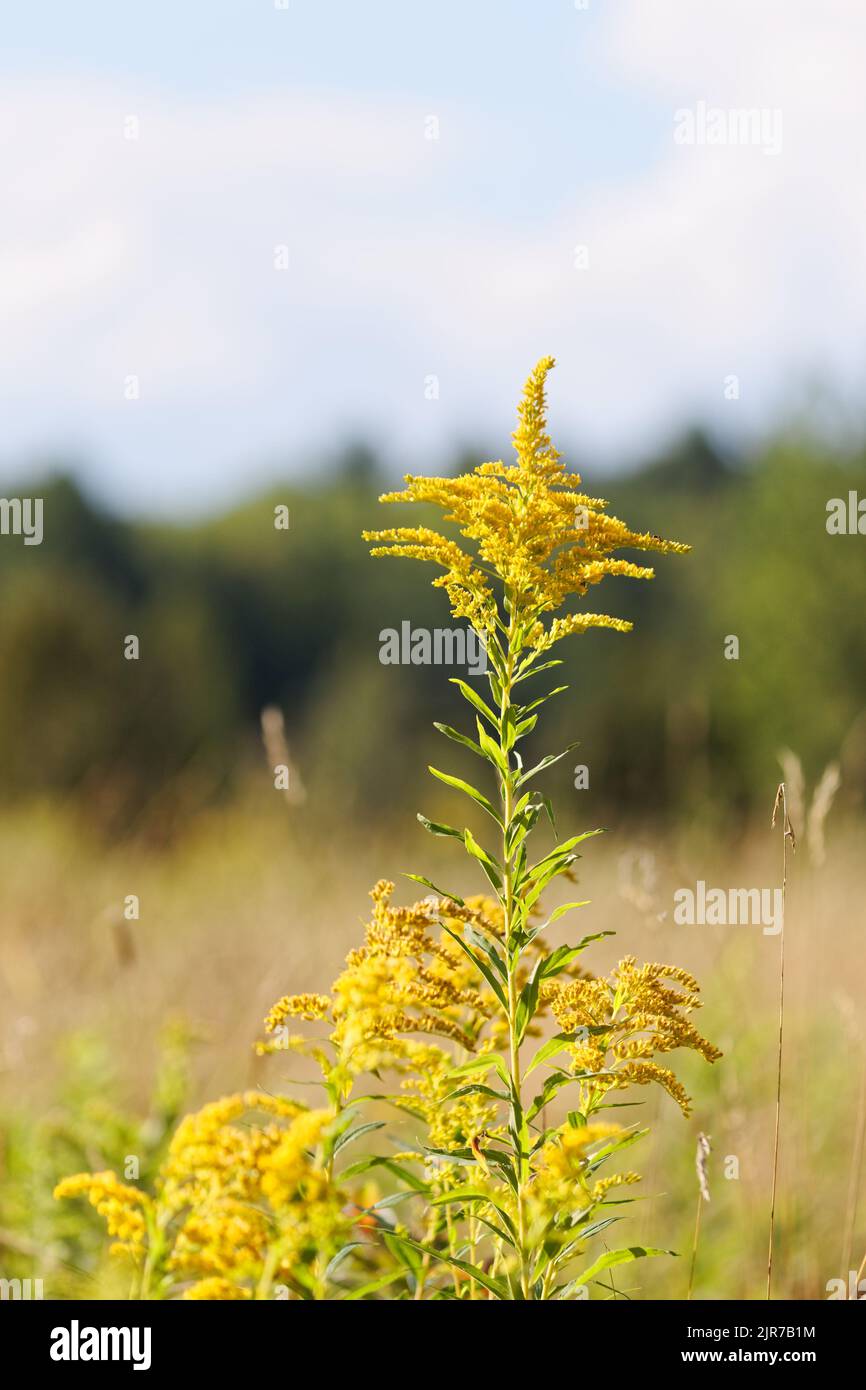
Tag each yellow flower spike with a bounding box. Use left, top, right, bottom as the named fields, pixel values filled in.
left=363, top=357, right=689, bottom=650
left=54, top=1172, right=151, bottom=1254
left=264, top=992, right=332, bottom=1032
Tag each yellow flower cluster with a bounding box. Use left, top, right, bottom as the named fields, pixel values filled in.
left=53, top=1172, right=151, bottom=1257
left=543, top=955, right=721, bottom=1114
left=56, top=1092, right=349, bottom=1299
left=536, top=1122, right=622, bottom=1184
left=363, top=356, right=688, bottom=648
left=263, top=882, right=500, bottom=1082
left=523, top=1122, right=640, bottom=1247
left=183, top=1277, right=251, bottom=1300
left=162, top=1095, right=344, bottom=1289
left=392, top=1041, right=498, bottom=1166
left=260, top=887, right=506, bottom=1194
left=264, top=992, right=331, bottom=1033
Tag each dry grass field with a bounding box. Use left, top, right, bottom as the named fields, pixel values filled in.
left=3, top=788, right=863, bottom=1300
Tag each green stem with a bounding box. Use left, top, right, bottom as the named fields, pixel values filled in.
left=497, top=613, right=531, bottom=1300
left=256, top=1241, right=281, bottom=1301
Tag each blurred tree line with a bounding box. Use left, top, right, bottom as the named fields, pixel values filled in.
left=1, top=428, right=865, bottom=836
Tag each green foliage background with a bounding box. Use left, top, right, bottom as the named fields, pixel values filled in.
left=2, top=429, right=863, bottom=835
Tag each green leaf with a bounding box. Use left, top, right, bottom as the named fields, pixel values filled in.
left=527, top=831, right=603, bottom=881
left=428, top=766, right=502, bottom=826
left=443, top=1082, right=509, bottom=1104
left=526, top=1070, right=589, bottom=1122
left=416, top=813, right=464, bottom=840
left=524, top=1033, right=574, bottom=1077
left=521, top=848, right=603, bottom=913
left=532, top=900, right=591, bottom=936
left=447, top=1052, right=510, bottom=1087
left=463, top=828, right=503, bottom=891
left=562, top=1215, right=620, bottom=1247
left=369, top=1191, right=419, bottom=1211
left=524, top=1024, right=617, bottom=1078
left=534, top=938, right=609, bottom=983
left=340, top=1156, right=428, bottom=1191
left=472, top=1213, right=517, bottom=1250
left=324, top=1243, right=363, bottom=1281
left=433, top=722, right=485, bottom=758
left=441, top=925, right=508, bottom=1011
left=513, top=658, right=563, bottom=685
left=476, top=722, right=509, bottom=773
left=403, top=873, right=464, bottom=905
left=512, top=714, right=538, bottom=742
left=505, top=811, right=535, bottom=862
left=536, top=943, right=579, bottom=980
left=381, top=1232, right=509, bottom=1299
left=424, top=1145, right=518, bottom=1192
left=342, top=1268, right=410, bottom=1300
left=517, top=743, right=581, bottom=789
left=449, top=678, right=499, bottom=730
left=573, top=1246, right=674, bottom=1286
left=586, top=1128, right=648, bottom=1172
left=515, top=961, right=543, bottom=1046
left=519, top=685, right=569, bottom=717
left=332, top=1121, right=385, bottom=1155
left=382, top=1230, right=422, bottom=1275
left=430, top=1190, right=519, bottom=1243
left=463, top=924, right=507, bottom=978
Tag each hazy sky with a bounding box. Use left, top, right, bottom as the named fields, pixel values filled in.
left=2, top=1, right=865, bottom=514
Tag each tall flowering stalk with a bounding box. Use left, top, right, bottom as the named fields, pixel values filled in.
left=358, top=357, right=720, bottom=1298
left=56, top=358, right=720, bottom=1301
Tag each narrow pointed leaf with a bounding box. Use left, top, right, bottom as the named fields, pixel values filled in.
left=428, top=766, right=502, bottom=826
left=416, top=813, right=464, bottom=840
left=574, top=1246, right=674, bottom=1286
left=449, top=678, right=499, bottom=730
left=382, top=1232, right=509, bottom=1299
left=517, top=742, right=581, bottom=788
left=404, top=873, right=464, bottom=906
left=441, top=925, right=508, bottom=1010
left=433, top=722, right=485, bottom=758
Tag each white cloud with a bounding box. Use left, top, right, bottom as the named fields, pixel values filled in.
left=3, top=6, right=866, bottom=511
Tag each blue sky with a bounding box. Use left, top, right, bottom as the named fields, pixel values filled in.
left=2, top=1, right=864, bottom=514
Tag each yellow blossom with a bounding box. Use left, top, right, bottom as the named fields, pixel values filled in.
left=183, top=1277, right=251, bottom=1300
left=264, top=993, right=331, bottom=1032
left=54, top=1172, right=151, bottom=1256
left=363, top=356, right=689, bottom=650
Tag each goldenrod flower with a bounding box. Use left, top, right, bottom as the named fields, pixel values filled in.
left=264, top=992, right=332, bottom=1033
left=183, top=1277, right=251, bottom=1300
left=363, top=356, right=688, bottom=650
left=54, top=1172, right=151, bottom=1255
left=544, top=954, right=721, bottom=1115
left=54, top=355, right=718, bottom=1302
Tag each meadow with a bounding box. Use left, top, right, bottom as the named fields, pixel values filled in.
left=1, top=394, right=864, bottom=1300
left=2, top=723, right=863, bottom=1299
